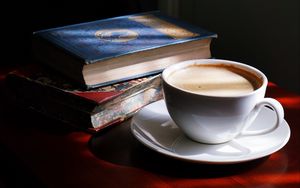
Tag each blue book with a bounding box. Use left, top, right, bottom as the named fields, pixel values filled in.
left=33, top=11, right=217, bottom=89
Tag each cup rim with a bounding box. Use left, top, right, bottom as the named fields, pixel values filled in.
left=162, top=59, right=268, bottom=98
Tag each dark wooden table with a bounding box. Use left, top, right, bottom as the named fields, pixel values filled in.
left=0, top=68, right=299, bottom=188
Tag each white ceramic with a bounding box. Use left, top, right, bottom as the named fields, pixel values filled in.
left=131, top=100, right=290, bottom=164
left=162, top=59, right=284, bottom=144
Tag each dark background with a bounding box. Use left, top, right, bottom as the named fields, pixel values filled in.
left=5, top=0, right=299, bottom=93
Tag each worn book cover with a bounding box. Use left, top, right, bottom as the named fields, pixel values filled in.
left=6, top=65, right=163, bottom=132
left=33, top=11, right=217, bottom=89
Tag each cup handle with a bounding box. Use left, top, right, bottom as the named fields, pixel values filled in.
left=240, top=98, right=284, bottom=136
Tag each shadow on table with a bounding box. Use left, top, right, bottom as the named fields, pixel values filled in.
left=88, top=121, right=268, bottom=178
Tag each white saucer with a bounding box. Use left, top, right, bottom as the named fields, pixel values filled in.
left=131, top=100, right=290, bottom=164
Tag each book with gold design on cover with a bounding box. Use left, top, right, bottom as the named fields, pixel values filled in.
left=33, top=11, right=217, bottom=89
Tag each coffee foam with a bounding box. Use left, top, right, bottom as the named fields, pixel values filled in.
left=166, top=64, right=262, bottom=96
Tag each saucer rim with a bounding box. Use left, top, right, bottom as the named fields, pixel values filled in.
left=130, top=100, right=291, bottom=164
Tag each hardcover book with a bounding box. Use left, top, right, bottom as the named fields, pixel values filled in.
left=33, top=11, right=217, bottom=89
left=6, top=65, right=162, bottom=132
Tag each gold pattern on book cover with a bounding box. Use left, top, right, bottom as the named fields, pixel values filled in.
left=95, top=29, right=139, bottom=42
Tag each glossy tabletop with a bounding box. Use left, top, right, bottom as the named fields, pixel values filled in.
left=0, top=68, right=299, bottom=188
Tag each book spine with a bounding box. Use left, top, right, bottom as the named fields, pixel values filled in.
left=90, top=84, right=163, bottom=131
left=92, top=74, right=162, bottom=113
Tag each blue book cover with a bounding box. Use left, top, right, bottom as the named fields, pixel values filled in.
left=34, top=11, right=217, bottom=64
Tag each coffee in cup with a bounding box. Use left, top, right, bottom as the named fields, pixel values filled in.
left=162, top=59, right=284, bottom=144
left=166, top=64, right=262, bottom=97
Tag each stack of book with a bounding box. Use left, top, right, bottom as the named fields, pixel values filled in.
left=6, top=11, right=217, bottom=132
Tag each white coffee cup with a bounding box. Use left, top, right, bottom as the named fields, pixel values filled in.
left=162, top=59, right=284, bottom=144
